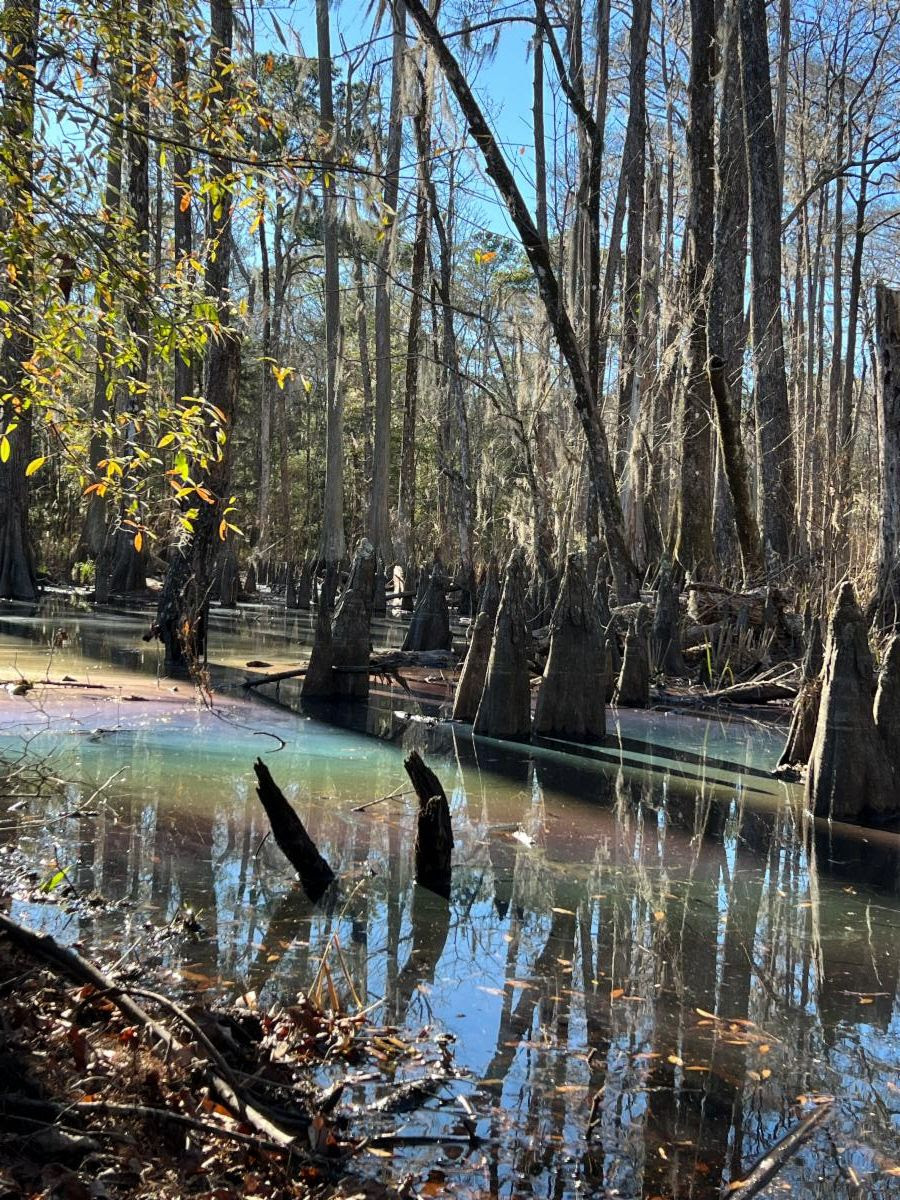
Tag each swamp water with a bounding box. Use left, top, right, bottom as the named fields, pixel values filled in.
left=0, top=601, right=898, bottom=1198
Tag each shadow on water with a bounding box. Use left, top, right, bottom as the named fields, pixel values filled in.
left=1, top=601, right=899, bottom=1198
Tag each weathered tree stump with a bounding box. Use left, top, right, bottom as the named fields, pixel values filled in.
left=615, top=605, right=651, bottom=708
left=404, top=751, right=453, bottom=899
left=474, top=547, right=532, bottom=742
left=777, top=614, right=824, bottom=769
left=331, top=538, right=375, bottom=699
left=874, top=634, right=900, bottom=782
left=806, top=583, right=897, bottom=821
left=253, top=759, right=335, bottom=902
left=533, top=553, right=607, bottom=742
left=402, top=557, right=452, bottom=652
left=652, top=557, right=686, bottom=676
left=452, top=556, right=502, bottom=723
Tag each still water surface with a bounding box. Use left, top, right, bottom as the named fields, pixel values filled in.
left=1, top=601, right=898, bottom=1198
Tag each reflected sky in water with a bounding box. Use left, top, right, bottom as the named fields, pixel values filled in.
left=1, top=601, right=898, bottom=1198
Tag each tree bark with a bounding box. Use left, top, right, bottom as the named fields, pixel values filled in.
left=871, top=284, right=900, bottom=632
left=739, top=0, right=797, bottom=564
left=671, top=0, right=716, bottom=576
left=368, top=0, right=405, bottom=559
left=316, top=0, right=345, bottom=575
left=0, top=0, right=39, bottom=601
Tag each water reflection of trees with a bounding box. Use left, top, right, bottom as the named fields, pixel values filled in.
left=3, top=717, right=899, bottom=1198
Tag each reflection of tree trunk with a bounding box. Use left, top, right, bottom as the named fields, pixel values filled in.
left=394, top=885, right=450, bottom=1019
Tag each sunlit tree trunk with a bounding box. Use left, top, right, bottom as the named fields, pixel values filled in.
left=316, top=0, right=345, bottom=600
left=672, top=0, right=716, bottom=576
left=0, top=0, right=39, bottom=600
left=368, top=0, right=405, bottom=560
left=739, top=0, right=797, bottom=565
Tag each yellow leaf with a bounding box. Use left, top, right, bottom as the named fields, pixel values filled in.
left=134, top=531, right=143, bottom=552
left=0, top=436, right=9, bottom=463
left=25, top=455, right=45, bottom=476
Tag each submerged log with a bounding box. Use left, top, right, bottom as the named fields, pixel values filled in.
left=474, top=547, right=532, bottom=742
left=874, top=634, right=900, bottom=781
left=777, top=615, right=824, bottom=768
left=533, top=553, right=607, bottom=742
left=806, top=583, right=897, bottom=821
left=402, top=557, right=452, bottom=652
left=252, top=759, right=335, bottom=902
left=404, top=751, right=454, bottom=899
left=652, top=557, right=686, bottom=676
left=615, top=605, right=651, bottom=708
left=452, top=556, right=502, bottom=723
left=331, top=538, right=376, bottom=699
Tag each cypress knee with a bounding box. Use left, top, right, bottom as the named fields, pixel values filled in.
left=533, top=553, right=607, bottom=742
left=615, top=606, right=651, bottom=708
left=777, top=615, right=824, bottom=769
left=452, top=556, right=501, bottom=723
left=474, top=547, right=532, bottom=741
left=805, top=583, right=896, bottom=821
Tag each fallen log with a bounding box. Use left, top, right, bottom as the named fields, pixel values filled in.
left=704, top=680, right=798, bottom=705
left=253, top=758, right=335, bottom=902
left=245, top=649, right=455, bottom=690
left=404, top=750, right=454, bottom=900
left=0, top=910, right=302, bottom=1147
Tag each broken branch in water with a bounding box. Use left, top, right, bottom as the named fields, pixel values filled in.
left=725, top=1098, right=834, bottom=1198
left=253, top=758, right=336, bottom=902
left=404, top=750, right=454, bottom=900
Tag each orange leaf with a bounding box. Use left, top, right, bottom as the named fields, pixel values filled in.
left=218, top=518, right=227, bottom=541
left=179, top=190, right=191, bottom=212
left=134, top=531, right=143, bottom=552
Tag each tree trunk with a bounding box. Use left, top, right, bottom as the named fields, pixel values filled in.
left=316, top=0, right=345, bottom=575
left=872, top=284, right=900, bottom=632
left=708, top=0, right=762, bottom=583
left=671, top=0, right=716, bottom=576
left=474, top=547, right=532, bottom=742
left=367, top=0, right=405, bottom=559
left=0, top=0, right=39, bottom=601
left=108, top=0, right=152, bottom=594
left=739, top=0, right=797, bottom=564
left=80, top=60, right=123, bottom=562
left=155, top=0, right=239, bottom=675
left=405, top=0, right=640, bottom=603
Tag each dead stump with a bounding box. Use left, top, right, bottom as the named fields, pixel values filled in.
left=474, top=547, right=532, bottom=742
left=452, top=556, right=501, bottom=723
left=402, top=558, right=452, bottom=652
left=331, top=538, right=376, bottom=700
left=253, top=759, right=335, bottom=902
left=404, top=751, right=453, bottom=900
left=777, top=615, right=824, bottom=769
left=533, top=553, right=607, bottom=742
left=806, top=583, right=896, bottom=821
left=615, top=605, right=651, bottom=708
